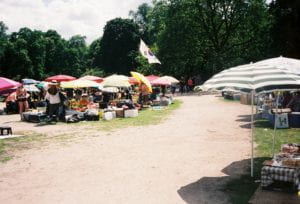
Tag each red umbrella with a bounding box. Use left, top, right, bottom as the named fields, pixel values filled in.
left=0, top=77, right=21, bottom=91
left=146, top=75, right=160, bottom=83
left=45, top=75, right=76, bottom=82
left=79, top=75, right=104, bottom=83
left=129, top=77, right=139, bottom=85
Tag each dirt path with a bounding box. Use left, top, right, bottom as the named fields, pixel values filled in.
left=0, top=95, right=251, bottom=204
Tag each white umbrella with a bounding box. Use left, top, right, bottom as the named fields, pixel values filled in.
left=102, top=75, right=130, bottom=87
left=102, top=87, right=119, bottom=93
left=152, top=76, right=179, bottom=85
left=60, top=79, right=103, bottom=89
left=203, top=62, right=300, bottom=177
left=24, top=84, right=40, bottom=92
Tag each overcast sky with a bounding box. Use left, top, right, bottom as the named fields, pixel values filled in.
left=0, top=0, right=152, bottom=43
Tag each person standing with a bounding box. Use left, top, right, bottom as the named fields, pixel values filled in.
left=16, top=83, right=29, bottom=118
left=188, top=78, right=194, bottom=92
left=45, top=80, right=61, bottom=122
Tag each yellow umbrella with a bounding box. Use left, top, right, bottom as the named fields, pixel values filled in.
left=61, top=79, right=103, bottom=89
left=130, top=71, right=152, bottom=93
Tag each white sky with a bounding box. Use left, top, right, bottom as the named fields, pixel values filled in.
left=0, top=0, right=152, bottom=43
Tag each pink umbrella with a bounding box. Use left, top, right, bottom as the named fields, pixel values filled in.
left=79, top=75, right=104, bottom=83
left=129, top=77, right=139, bottom=85
left=0, top=77, right=21, bottom=91
left=45, top=75, right=76, bottom=82
left=146, top=75, right=160, bottom=83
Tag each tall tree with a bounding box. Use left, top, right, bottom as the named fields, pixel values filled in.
left=157, top=0, right=272, bottom=79
left=98, top=18, right=141, bottom=75
left=0, top=21, right=8, bottom=75
left=269, top=0, right=300, bottom=58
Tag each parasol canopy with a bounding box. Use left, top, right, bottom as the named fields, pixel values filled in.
left=152, top=76, right=179, bottom=86
left=129, top=77, right=139, bottom=85
left=22, top=78, right=39, bottom=85
left=24, top=84, right=40, bottom=92
left=130, top=71, right=152, bottom=93
left=36, top=81, right=49, bottom=89
left=146, top=75, right=160, bottom=83
left=102, top=87, right=119, bottom=93
left=0, top=77, right=21, bottom=91
left=79, top=75, right=104, bottom=83
left=60, top=79, right=103, bottom=89
left=45, top=75, right=76, bottom=82
left=202, top=63, right=300, bottom=93
left=102, top=75, right=131, bottom=87
left=255, top=56, right=300, bottom=75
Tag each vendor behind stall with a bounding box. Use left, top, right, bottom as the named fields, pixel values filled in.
left=78, top=94, right=90, bottom=111
left=287, top=92, right=300, bottom=112
left=5, top=92, right=18, bottom=114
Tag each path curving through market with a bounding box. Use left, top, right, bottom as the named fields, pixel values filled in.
left=0, top=95, right=251, bottom=204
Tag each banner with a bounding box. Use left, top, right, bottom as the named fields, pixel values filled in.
left=139, top=39, right=161, bottom=64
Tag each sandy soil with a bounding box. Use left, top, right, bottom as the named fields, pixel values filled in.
left=0, top=95, right=251, bottom=204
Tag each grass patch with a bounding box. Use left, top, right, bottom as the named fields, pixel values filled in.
left=225, top=119, right=300, bottom=203
left=70, top=99, right=182, bottom=131
left=255, top=120, right=300, bottom=157
left=0, top=131, right=74, bottom=163
left=0, top=131, right=46, bottom=162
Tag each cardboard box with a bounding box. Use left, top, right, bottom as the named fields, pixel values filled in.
left=124, top=109, right=138, bottom=118
left=103, top=111, right=115, bottom=120
left=115, top=108, right=124, bottom=118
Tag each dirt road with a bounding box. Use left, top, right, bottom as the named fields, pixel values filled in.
left=0, top=95, right=251, bottom=204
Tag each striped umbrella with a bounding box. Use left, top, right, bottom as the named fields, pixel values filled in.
left=256, top=56, right=300, bottom=75
left=203, top=63, right=300, bottom=93
left=203, top=63, right=300, bottom=177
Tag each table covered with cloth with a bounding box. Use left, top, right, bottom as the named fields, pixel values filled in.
left=261, top=165, right=300, bottom=190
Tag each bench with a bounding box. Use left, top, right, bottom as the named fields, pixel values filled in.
left=0, top=126, right=12, bottom=135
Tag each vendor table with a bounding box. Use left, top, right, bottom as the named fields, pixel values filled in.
left=261, top=161, right=300, bottom=190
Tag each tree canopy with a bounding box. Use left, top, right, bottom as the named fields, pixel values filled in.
left=0, top=0, right=299, bottom=82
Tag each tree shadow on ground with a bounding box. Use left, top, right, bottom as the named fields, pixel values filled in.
left=178, top=157, right=268, bottom=204
left=237, top=115, right=272, bottom=129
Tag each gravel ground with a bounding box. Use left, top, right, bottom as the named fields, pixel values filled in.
left=0, top=95, right=251, bottom=204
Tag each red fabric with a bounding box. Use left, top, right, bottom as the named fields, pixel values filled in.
left=45, top=75, right=76, bottom=82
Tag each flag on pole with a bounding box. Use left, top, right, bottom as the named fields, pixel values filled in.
left=139, top=39, right=161, bottom=64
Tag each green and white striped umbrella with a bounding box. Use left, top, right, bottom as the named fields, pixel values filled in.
left=203, top=63, right=300, bottom=93
left=203, top=62, right=300, bottom=177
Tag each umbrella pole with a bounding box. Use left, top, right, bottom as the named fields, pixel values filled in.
left=251, top=90, right=254, bottom=177
left=272, top=93, right=279, bottom=157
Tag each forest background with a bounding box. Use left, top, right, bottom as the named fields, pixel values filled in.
left=0, top=0, right=299, bottom=82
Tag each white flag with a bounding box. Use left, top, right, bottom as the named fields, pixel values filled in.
left=139, top=39, right=161, bottom=64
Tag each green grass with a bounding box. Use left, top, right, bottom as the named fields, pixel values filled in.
left=69, top=99, right=182, bottom=131
left=255, top=120, right=300, bottom=157
left=225, top=119, right=300, bottom=203
left=0, top=100, right=182, bottom=163
left=0, top=131, right=46, bottom=163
